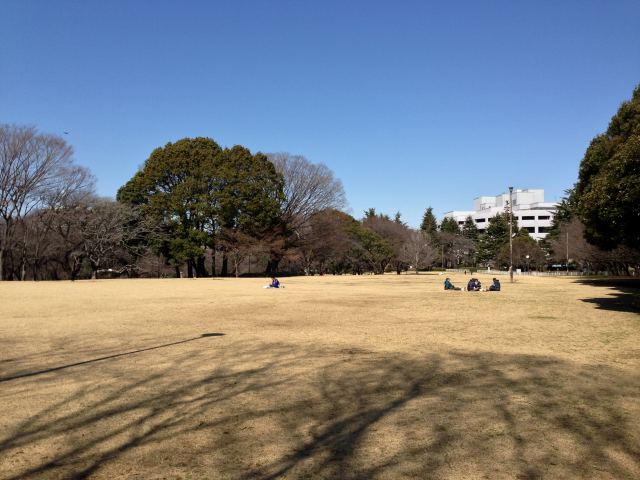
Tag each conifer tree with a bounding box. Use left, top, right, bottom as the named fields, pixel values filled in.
left=420, top=207, right=438, bottom=235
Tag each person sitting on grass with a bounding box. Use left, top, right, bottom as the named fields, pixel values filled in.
left=467, top=278, right=482, bottom=291
left=264, top=276, right=281, bottom=289
left=444, top=278, right=461, bottom=290
left=488, top=278, right=501, bottom=291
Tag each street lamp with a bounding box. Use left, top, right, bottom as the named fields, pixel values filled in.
left=509, top=186, right=514, bottom=283
left=566, top=230, right=569, bottom=274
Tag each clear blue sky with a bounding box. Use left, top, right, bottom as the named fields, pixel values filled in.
left=2, top=1, right=639, bottom=227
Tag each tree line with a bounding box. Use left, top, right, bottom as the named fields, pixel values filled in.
left=1, top=84, right=638, bottom=279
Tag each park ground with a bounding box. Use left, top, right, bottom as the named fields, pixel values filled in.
left=0, top=274, right=639, bottom=479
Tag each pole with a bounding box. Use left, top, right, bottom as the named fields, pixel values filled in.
left=509, top=186, right=514, bottom=283
left=566, top=230, right=569, bottom=274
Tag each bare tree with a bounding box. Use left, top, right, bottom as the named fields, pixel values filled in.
left=18, top=165, right=94, bottom=280
left=76, top=199, right=147, bottom=279
left=266, top=152, right=346, bottom=273
left=269, top=153, right=346, bottom=230
left=298, top=209, right=354, bottom=275
left=400, top=230, right=438, bottom=273
left=0, top=124, right=89, bottom=280
left=439, top=231, right=475, bottom=269
left=362, top=213, right=411, bottom=274
left=549, top=218, right=640, bottom=274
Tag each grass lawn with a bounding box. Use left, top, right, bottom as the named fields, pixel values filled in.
left=0, top=274, right=639, bottom=479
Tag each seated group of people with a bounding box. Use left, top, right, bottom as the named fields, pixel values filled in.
left=444, top=277, right=500, bottom=292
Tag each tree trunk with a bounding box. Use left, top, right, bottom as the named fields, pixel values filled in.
left=266, top=254, right=281, bottom=276
left=187, top=259, right=194, bottom=278
left=221, top=252, right=228, bottom=277
left=196, top=256, right=208, bottom=277
left=0, top=246, right=4, bottom=281
left=175, top=265, right=181, bottom=278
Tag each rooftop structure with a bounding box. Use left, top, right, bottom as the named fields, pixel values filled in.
left=444, top=189, right=558, bottom=241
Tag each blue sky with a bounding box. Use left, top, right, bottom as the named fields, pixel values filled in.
left=2, top=1, right=639, bottom=227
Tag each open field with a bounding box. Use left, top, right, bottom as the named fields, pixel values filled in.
left=0, top=274, right=639, bottom=480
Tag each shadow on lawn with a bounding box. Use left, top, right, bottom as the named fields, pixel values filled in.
left=576, top=278, right=640, bottom=314
left=1, top=338, right=639, bottom=479
left=0, top=333, right=224, bottom=383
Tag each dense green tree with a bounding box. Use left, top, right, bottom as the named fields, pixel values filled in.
left=349, top=223, right=394, bottom=274
left=461, top=216, right=479, bottom=242
left=117, top=137, right=223, bottom=277
left=420, top=207, right=438, bottom=235
left=574, top=85, right=640, bottom=250
left=217, top=146, right=284, bottom=275
left=475, top=213, right=517, bottom=265
left=117, top=137, right=284, bottom=277
left=516, top=227, right=531, bottom=239
left=439, top=216, right=460, bottom=234
left=496, top=234, right=546, bottom=270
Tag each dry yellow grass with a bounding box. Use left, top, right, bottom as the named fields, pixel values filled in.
left=0, top=274, right=639, bottom=479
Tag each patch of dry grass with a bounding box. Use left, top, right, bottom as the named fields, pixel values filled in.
left=0, top=274, right=639, bottom=479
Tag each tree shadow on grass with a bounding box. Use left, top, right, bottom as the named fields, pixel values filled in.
left=0, top=340, right=639, bottom=479
left=575, top=278, right=640, bottom=314
left=0, top=333, right=224, bottom=383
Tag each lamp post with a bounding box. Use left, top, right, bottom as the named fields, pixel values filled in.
left=509, top=186, right=514, bottom=283
left=566, top=230, right=569, bottom=274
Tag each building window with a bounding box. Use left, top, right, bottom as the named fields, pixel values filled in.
left=525, top=227, right=535, bottom=233
left=538, top=216, right=550, bottom=220
left=522, top=215, right=535, bottom=221
left=475, top=218, right=485, bottom=223
left=458, top=221, right=464, bottom=225
left=538, top=226, right=551, bottom=233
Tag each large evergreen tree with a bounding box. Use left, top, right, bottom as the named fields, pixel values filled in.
left=117, top=137, right=284, bottom=277
left=420, top=207, right=438, bottom=235
left=475, top=213, right=517, bottom=265
left=574, top=84, right=640, bottom=250
left=461, top=216, right=479, bottom=242
left=439, top=216, right=460, bottom=234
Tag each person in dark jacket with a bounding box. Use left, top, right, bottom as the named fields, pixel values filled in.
left=467, top=278, right=481, bottom=291
left=263, top=277, right=281, bottom=288
left=444, top=278, right=461, bottom=290
left=488, top=278, right=501, bottom=291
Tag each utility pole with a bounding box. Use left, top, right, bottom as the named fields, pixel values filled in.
left=509, top=186, right=514, bottom=283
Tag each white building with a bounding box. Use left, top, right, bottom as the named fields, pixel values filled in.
left=443, top=189, right=557, bottom=241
